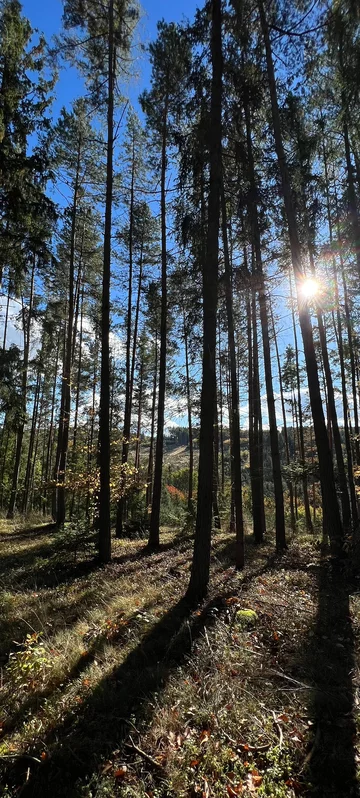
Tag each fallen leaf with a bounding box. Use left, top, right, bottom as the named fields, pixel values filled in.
left=40, top=752, right=47, bottom=761
left=114, top=766, right=128, bottom=779
left=246, top=771, right=263, bottom=791
left=227, top=783, right=243, bottom=796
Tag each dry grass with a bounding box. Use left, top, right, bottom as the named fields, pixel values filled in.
left=0, top=520, right=359, bottom=797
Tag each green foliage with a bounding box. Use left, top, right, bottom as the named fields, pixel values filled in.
left=0, top=0, right=56, bottom=280
left=7, top=631, right=52, bottom=691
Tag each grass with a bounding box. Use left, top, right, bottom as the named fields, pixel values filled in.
left=0, top=516, right=359, bottom=797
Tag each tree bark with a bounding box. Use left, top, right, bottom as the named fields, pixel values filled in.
left=183, top=310, right=194, bottom=511
left=221, top=185, right=244, bottom=566
left=187, top=0, right=222, bottom=601
left=148, top=98, right=168, bottom=549
left=116, top=133, right=136, bottom=538
left=289, top=277, right=313, bottom=533
left=22, top=367, right=41, bottom=514
left=270, top=303, right=296, bottom=531
left=146, top=332, right=158, bottom=509
left=98, top=0, right=115, bottom=562
left=7, top=256, right=35, bottom=519
left=258, top=0, right=343, bottom=554
left=56, top=137, right=81, bottom=526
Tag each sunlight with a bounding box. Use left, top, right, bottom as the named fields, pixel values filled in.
left=300, top=277, right=320, bottom=300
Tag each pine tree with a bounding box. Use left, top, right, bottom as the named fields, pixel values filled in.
left=62, top=0, right=139, bottom=561
left=187, top=0, right=223, bottom=601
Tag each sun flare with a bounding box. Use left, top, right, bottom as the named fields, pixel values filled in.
left=300, top=277, right=319, bottom=300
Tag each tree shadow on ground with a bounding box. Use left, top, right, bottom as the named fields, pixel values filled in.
left=302, top=558, right=359, bottom=797
left=4, top=594, right=224, bottom=797
left=0, top=527, right=190, bottom=592
left=1, top=598, right=160, bottom=740
left=6, top=521, right=57, bottom=542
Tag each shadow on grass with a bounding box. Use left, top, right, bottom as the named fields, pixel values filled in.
left=5, top=595, right=223, bottom=797
left=1, top=599, right=160, bottom=741
left=0, top=527, right=190, bottom=592
left=303, top=558, right=358, bottom=797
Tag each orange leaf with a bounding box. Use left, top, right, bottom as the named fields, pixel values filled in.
left=227, top=784, right=243, bottom=797
left=190, top=759, right=200, bottom=767
left=200, top=730, right=210, bottom=744
left=40, top=751, right=48, bottom=761
left=114, top=766, right=128, bottom=779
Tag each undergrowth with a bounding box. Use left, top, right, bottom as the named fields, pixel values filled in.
left=0, top=519, right=359, bottom=797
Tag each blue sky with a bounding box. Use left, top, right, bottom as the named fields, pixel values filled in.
left=22, top=0, right=200, bottom=115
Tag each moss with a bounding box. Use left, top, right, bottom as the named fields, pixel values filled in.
left=235, top=608, right=258, bottom=628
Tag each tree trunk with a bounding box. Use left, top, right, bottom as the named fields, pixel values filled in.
left=7, top=256, right=35, bottom=519
left=86, top=351, right=98, bottom=521
left=146, top=333, right=158, bottom=509
left=289, top=277, right=313, bottom=533
left=148, top=98, right=168, bottom=549
left=270, top=303, right=296, bottom=531
left=70, top=280, right=85, bottom=518
left=116, top=134, right=136, bottom=538
left=221, top=185, right=244, bottom=566
left=218, top=323, right=225, bottom=493
left=244, top=99, right=285, bottom=549
left=183, top=311, right=194, bottom=512
left=98, top=0, right=114, bottom=563
left=343, top=119, right=360, bottom=278
left=251, top=287, right=266, bottom=541
left=258, top=0, right=343, bottom=554
left=22, top=367, right=41, bottom=514
left=2, top=278, right=11, bottom=351
left=56, top=137, right=81, bottom=526
left=43, top=327, right=61, bottom=516
left=187, top=0, right=222, bottom=601
left=28, top=377, right=45, bottom=512
left=134, top=353, right=144, bottom=475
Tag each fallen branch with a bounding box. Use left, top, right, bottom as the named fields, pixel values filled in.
left=125, top=736, right=164, bottom=771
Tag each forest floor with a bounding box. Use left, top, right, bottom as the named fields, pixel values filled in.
left=0, top=520, right=360, bottom=798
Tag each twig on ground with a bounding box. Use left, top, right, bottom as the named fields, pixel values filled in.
left=0, top=754, right=42, bottom=764
left=204, top=626, right=212, bottom=651
left=272, top=710, right=284, bottom=749
left=125, top=736, right=164, bottom=770
left=269, top=670, right=312, bottom=690
left=119, top=717, right=141, bottom=735
left=223, top=730, right=271, bottom=752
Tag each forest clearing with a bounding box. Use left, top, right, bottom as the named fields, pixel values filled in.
left=1, top=520, right=359, bottom=797
left=1, top=0, right=360, bottom=794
